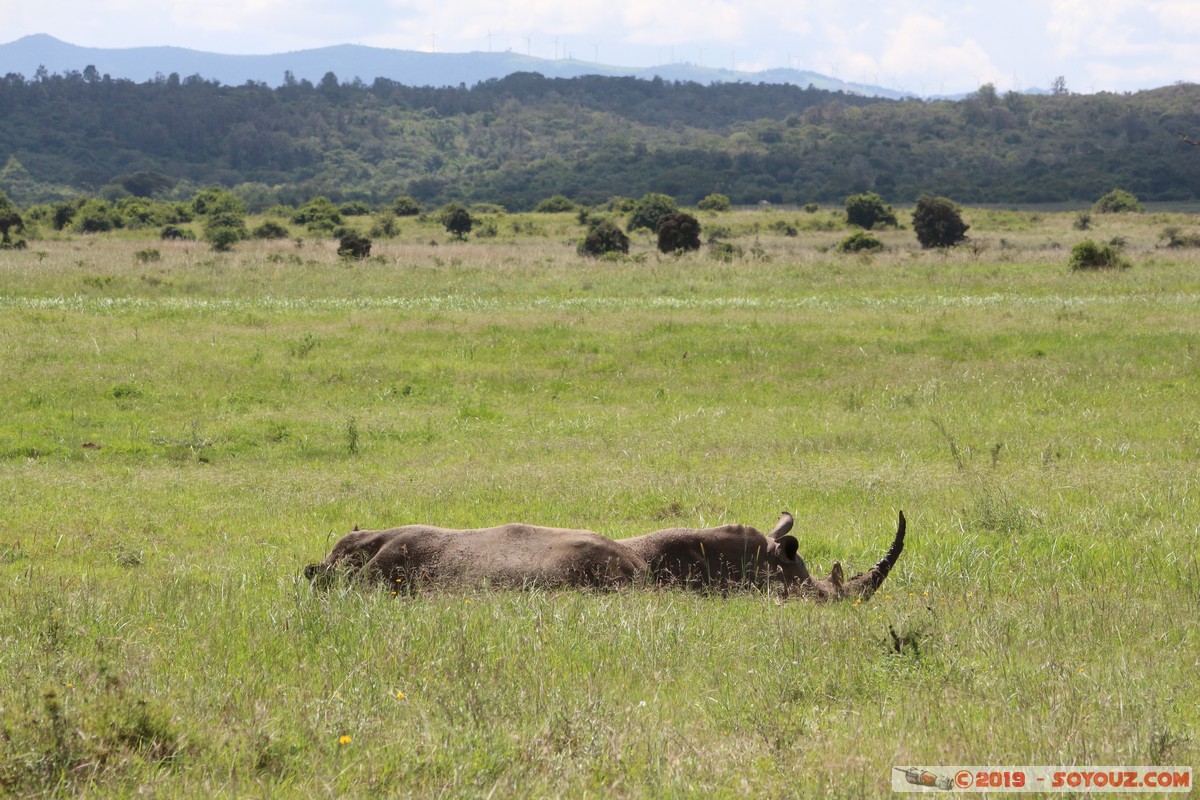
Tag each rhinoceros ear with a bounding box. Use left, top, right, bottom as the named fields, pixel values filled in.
left=828, top=561, right=844, bottom=589
left=769, top=512, right=794, bottom=541
left=777, top=534, right=799, bottom=561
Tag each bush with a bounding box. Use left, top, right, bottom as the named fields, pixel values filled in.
left=912, top=195, right=969, bottom=248
left=337, top=231, right=372, bottom=259
left=370, top=212, right=399, bottom=238
left=628, top=193, right=678, bottom=232
left=339, top=201, right=372, bottom=216
left=534, top=195, right=576, bottom=213
left=252, top=220, right=290, bottom=239
left=0, top=190, right=23, bottom=245
left=1094, top=188, right=1143, bottom=214
left=837, top=231, right=884, bottom=253
left=205, top=226, right=242, bottom=252
left=1069, top=239, right=1129, bottom=271
left=160, top=225, right=195, bottom=241
left=391, top=196, right=422, bottom=216
left=293, top=196, right=343, bottom=232
left=1073, top=211, right=1092, bottom=230
left=656, top=212, right=702, bottom=254
left=1161, top=226, right=1200, bottom=248
left=709, top=241, right=744, bottom=262
left=73, top=199, right=120, bottom=233
left=697, top=193, right=732, bottom=212
left=844, top=193, right=897, bottom=229
left=578, top=219, right=630, bottom=257
left=441, top=204, right=473, bottom=239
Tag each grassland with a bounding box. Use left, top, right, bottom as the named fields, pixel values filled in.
left=1, top=207, right=1198, bottom=797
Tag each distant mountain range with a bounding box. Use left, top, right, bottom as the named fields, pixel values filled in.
left=0, top=34, right=905, bottom=98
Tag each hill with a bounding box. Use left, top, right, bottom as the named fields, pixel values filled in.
left=0, top=34, right=896, bottom=97
left=1, top=65, right=1198, bottom=210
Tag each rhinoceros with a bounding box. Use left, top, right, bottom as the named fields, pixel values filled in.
left=303, top=523, right=646, bottom=589
left=619, top=510, right=906, bottom=600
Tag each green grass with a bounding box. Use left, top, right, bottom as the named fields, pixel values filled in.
left=2, top=209, right=1199, bottom=797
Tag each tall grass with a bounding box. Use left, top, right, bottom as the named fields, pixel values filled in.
left=1, top=209, right=1198, bottom=796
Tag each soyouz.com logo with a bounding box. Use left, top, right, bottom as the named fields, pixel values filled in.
left=893, top=766, right=1192, bottom=792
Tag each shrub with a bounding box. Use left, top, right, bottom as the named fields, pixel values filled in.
left=371, top=212, right=399, bottom=238
left=802, top=202, right=821, bottom=213
left=293, top=197, right=343, bottom=232
left=1094, top=188, right=1143, bottom=214
left=252, top=220, right=290, bottom=240
left=391, top=196, right=422, bottom=216
left=709, top=241, right=744, bottom=262
left=837, top=231, right=884, bottom=253
left=656, top=212, right=702, bottom=254
left=1069, top=239, right=1129, bottom=271
left=628, top=193, right=678, bottom=232
left=205, top=226, right=242, bottom=252
left=844, top=193, right=897, bottom=230
left=339, top=201, right=372, bottom=216
left=160, top=225, right=195, bottom=241
left=697, top=193, right=732, bottom=212
left=73, top=199, right=120, bottom=233
left=1074, top=211, right=1092, bottom=230
left=578, top=219, right=630, bottom=257
left=534, top=195, right=576, bottom=213
left=912, top=195, right=969, bottom=248
left=441, top=204, right=473, bottom=239
left=337, top=231, right=372, bottom=259
left=1161, top=226, right=1200, bottom=248
left=0, top=190, right=24, bottom=245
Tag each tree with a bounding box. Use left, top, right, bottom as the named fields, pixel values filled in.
left=697, top=193, right=732, bottom=212
left=0, top=191, right=23, bottom=246
left=656, top=212, right=702, bottom=253
left=578, top=219, right=630, bottom=257
left=1093, top=188, right=1143, bottom=213
left=844, top=192, right=897, bottom=229
left=442, top=204, right=473, bottom=239
left=628, top=193, right=678, bottom=232
left=912, top=195, right=969, bottom=248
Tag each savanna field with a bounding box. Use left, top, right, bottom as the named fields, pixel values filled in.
left=1, top=206, right=1198, bottom=797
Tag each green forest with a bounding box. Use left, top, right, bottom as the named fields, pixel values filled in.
left=1, top=68, right=1199, bottom=210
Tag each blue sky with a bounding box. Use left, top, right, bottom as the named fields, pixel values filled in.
left=5, top=0, right=1199, bottom=94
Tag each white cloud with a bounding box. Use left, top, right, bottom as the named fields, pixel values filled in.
left=4, top=0, right=1197, bottom=92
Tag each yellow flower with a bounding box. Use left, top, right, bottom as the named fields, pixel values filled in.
left=338, top=735, right=352, bottom=745
left=464, top=599, right=472, bottom=605
left=395, top=691, right=407, bottom=699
